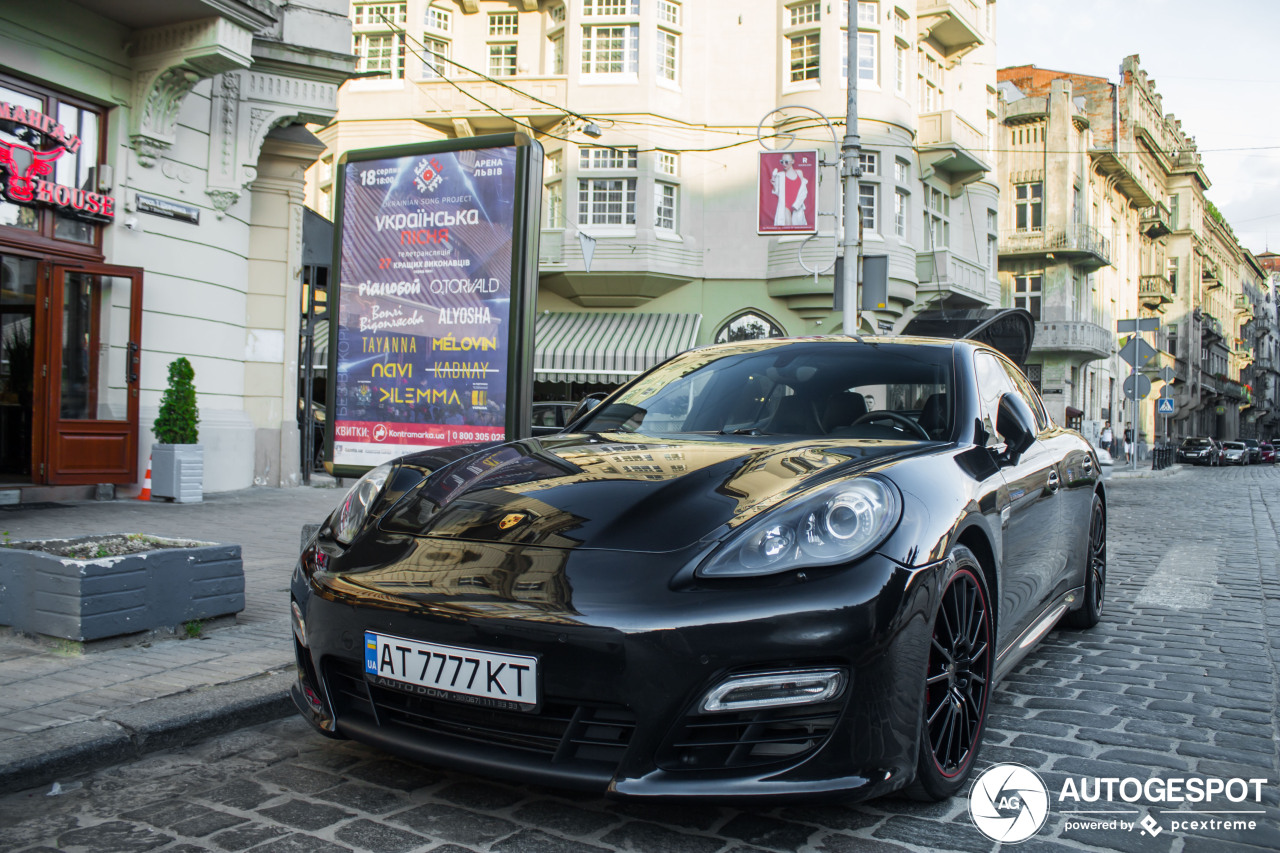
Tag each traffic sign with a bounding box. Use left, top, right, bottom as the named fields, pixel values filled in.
left=1157, top=397, right=1175, bottom=415
left=1124, top=374, right=1152, bottom=401
left=1117, top=318, right=1161, bottom=333
left=1157, top=366, right=1176, bottom=383
left=1119, top=336, right=1160, bottom=368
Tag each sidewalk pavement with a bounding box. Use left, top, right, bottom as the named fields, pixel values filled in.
left=0, top=483, right=347, bottom=795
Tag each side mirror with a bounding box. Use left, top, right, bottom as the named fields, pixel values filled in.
left=567, top=392, right=608, bottom=428
left=996, top=393, right=1037, bottom=465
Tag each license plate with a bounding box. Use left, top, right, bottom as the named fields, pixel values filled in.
left=364, top=631, right=538, bottom=709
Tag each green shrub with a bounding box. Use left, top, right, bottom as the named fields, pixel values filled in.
left=153, top=357, right=200, bottom=444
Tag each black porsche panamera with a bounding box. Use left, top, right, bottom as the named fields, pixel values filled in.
left=290, top=335, right=1106, bottom=803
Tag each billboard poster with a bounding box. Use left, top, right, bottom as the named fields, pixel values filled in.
left=757, top=149, right=818, bottom=235
left=328, top=135, right=542, bottom=473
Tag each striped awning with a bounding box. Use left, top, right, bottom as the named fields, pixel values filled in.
left=535, top=311, right=702, bottom=384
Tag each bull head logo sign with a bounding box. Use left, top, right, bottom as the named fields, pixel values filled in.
left=0, top=139, right=64, bottom=203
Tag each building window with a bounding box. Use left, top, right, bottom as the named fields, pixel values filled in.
left=549, top=33, right=564, bottom=74
left=1014, top=274, right=1043, bottom=320
left=489, top=12, right=518, bottom=36
left=422, top=37, right=450, bottom=77
left=425, top=4, right=451, bottom=32
left=656, top=182, right=678, bottom=230
left=549, top=4, right=566, bottom=24
left=716, top=312, right=786, bottom=343
left=488, top=43, right=517, bottom=77
left=1168, top=256, right=1179, bottom=293
left=895, top=43, right=907, bottom=95
left=894, top=158, right=909, bottom=182
left=582, top=24, right=639, bottom=75
left=1169, top=193, right=1179, bottom=229
left=1015, top=182, right=1043, bottom=232
left=924, top=186, right=949, bottom=248
left=354, top=2, right=406, bottom=25
left=578, top=178, right=637, bottom=225
left=656, top=151, right=677, bottom=176
left=584, top=0, right=638, bottom=14
left=546, top=181, right=564, bottom=228
left=1026, top=363, right=1043, bottom=394
left=857, top=1, right=878, bottom=25
left=859, top=151, right=878, bottom=175
left=894, top=9, right=907, bottom=36
left=988, top=235, right=997, bottom=273
left=894, top=189, right=907, bottom=239
left=354, top=33, right=405, bottom=79
left=859, top=183, right=877, bottom=232
left=789, top=2, right=821, bottom=26
left=580, top=146, right=637, bottom=170
left=857, top=31, right=877, bottom=83
left=788, top=32, right=820, bottom=82
left=657, top=29, right=679, bottom=81
left=658, top=0, right=680, bottom=25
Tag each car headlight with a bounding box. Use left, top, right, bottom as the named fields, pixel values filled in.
left=334, top=463, right=393, bottom=545
left=697, top=476, right=901, bottom=578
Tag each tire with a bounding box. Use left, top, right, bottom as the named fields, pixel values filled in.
left=1064, top=494, right=1106, bottom=629
left=909, top=546, right=994, bottom=801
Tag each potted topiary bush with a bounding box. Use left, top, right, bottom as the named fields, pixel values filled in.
left=151, top=356, right=203, bottom=502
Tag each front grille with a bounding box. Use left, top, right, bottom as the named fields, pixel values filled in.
left=658, top=699, right=844, bottom=771
left=324, top=660, right=636, bottom=766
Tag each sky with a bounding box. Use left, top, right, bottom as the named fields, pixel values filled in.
left=997, top=0, right=1280, bottom=255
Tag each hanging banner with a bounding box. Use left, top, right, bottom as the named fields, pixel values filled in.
left=757, top=149, right=818, bottom=235
left=327, top=134, right=543, bottom=475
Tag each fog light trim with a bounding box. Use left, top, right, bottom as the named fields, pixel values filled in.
left=291, top=600, right=308, bottom=648
left=700, top=668, right=847, bottom=713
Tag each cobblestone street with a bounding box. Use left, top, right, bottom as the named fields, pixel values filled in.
left=2, top=466, right=1279, bottom=853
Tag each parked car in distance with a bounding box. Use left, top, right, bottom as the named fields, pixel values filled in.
left=531, top=401, right=579, bottom=436
left=1242, top=438, right=1262, bottom=464
left=1177, top=437, right=1219, bottom=466
left=1221, top=440, right=1249, bottom=465
left=291, top=335, right=1106, bottom=805
left=1261, top=442, right=1276, bottom=464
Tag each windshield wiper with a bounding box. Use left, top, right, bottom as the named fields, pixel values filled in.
left=719, top=427, right=765, bottom=435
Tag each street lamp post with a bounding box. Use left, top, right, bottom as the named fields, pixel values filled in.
left=840, top=2, right=862, bottom=332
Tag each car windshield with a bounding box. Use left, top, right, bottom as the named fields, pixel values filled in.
left=1182, top=438, right=1211, bottom=447
left=576, top=340, right=956, bottom=441
left=1224, top=442, right=1245, bottom=449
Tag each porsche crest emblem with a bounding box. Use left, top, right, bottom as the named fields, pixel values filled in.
left=498, top=513, right=527, bottom=531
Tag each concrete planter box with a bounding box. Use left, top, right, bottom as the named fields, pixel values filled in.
left=152, top=443, right=203, bottom=503
left=0, top=535, right=243, bottom=641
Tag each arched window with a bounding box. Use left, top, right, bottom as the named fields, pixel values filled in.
left=714, top=311, right=785, bottom=343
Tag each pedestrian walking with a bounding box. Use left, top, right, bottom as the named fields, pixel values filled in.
left=1123, top=423, right=1134, bottom=462
left=1100, top=420, right=1113, bottom=456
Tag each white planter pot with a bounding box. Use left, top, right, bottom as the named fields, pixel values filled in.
left=151, top=443, right=203, bottom=503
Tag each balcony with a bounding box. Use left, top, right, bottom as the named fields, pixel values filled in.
left=1140, top=203, right=1172, bottom=239
left=917, top=110, right=990, bottom=187
left=999, top=223, right=1111, bottom=271
left=914, top=249, right=1000, bottom=307
left=1139, top=274, right=1174, bottom=310
left=1030, top=320, right=1112, bottom=361
left=1201, top=313, right=1224, bottom=343
left=413, top=75, right=569, bottom=136
left=1202, top=259, right=1223, bottom=289
left=917, top=0, right=985, bottom=60
left=1089, top=149, right=1156, bottom=209
left=1235, top=296, right=1255, bottom=319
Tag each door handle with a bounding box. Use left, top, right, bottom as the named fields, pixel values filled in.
left=1046, top=470, right=1061, bottom=494
left=127, top=342, right=139, bottom=383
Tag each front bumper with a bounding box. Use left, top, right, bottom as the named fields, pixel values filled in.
left=290, top=537, right=944, bottom=802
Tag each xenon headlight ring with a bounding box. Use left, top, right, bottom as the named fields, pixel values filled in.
left=697, top=476, right=902, bottom=579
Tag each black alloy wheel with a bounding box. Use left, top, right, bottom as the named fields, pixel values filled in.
left=1065, top=494, right=1106, bottom=629
left=911, top=546, right=992, bottom=800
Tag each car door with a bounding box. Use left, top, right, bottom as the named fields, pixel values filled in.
left=973, top=352, right=1064, bottom=654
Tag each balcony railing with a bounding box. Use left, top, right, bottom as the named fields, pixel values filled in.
left=1202, top=259, right=1223, bottom=289
left=917, top=110, right=990, bottom=186
left=917, top=0, right=985, bottom=58
left=1201, top=313, right=1224, bottom=342
left=1030, top=320, right=1112, bottom=360
left=1000, top=223, right=1111, bottom=270
left=413, top=75, right=569, bottom=134
left=1140, top=203, right=1171, bottom=239
left=1139, top=274, right=1174, bottom=310
left=915, top=249, right=1000, bottom=306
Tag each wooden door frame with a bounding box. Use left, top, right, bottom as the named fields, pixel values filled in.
left=42, top=262, right=143, bottom=484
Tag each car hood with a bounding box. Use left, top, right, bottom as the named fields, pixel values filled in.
left=376, top=433, right=931, bottom=553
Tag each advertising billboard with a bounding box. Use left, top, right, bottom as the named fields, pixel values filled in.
left=757, top=149, right=818, bottom=235
left=326, top=134, right=542, bottom=476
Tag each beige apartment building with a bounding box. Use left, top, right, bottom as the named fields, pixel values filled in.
left=997, top=56, right=1262, bottom=448
left=306, top=0, right=1000, bottom=397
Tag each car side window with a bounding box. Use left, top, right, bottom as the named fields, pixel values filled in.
left=973, top=352, right=1024, bottom=447
left=998, top=358, right=1050, bottom=432
left=532, top=407, right=556, bottom=427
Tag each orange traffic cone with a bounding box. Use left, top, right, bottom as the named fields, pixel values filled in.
left=137, top=454, right=153, bottom=501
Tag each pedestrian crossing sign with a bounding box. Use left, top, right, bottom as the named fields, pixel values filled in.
left=1157, top=397, right=1174, bottom=415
